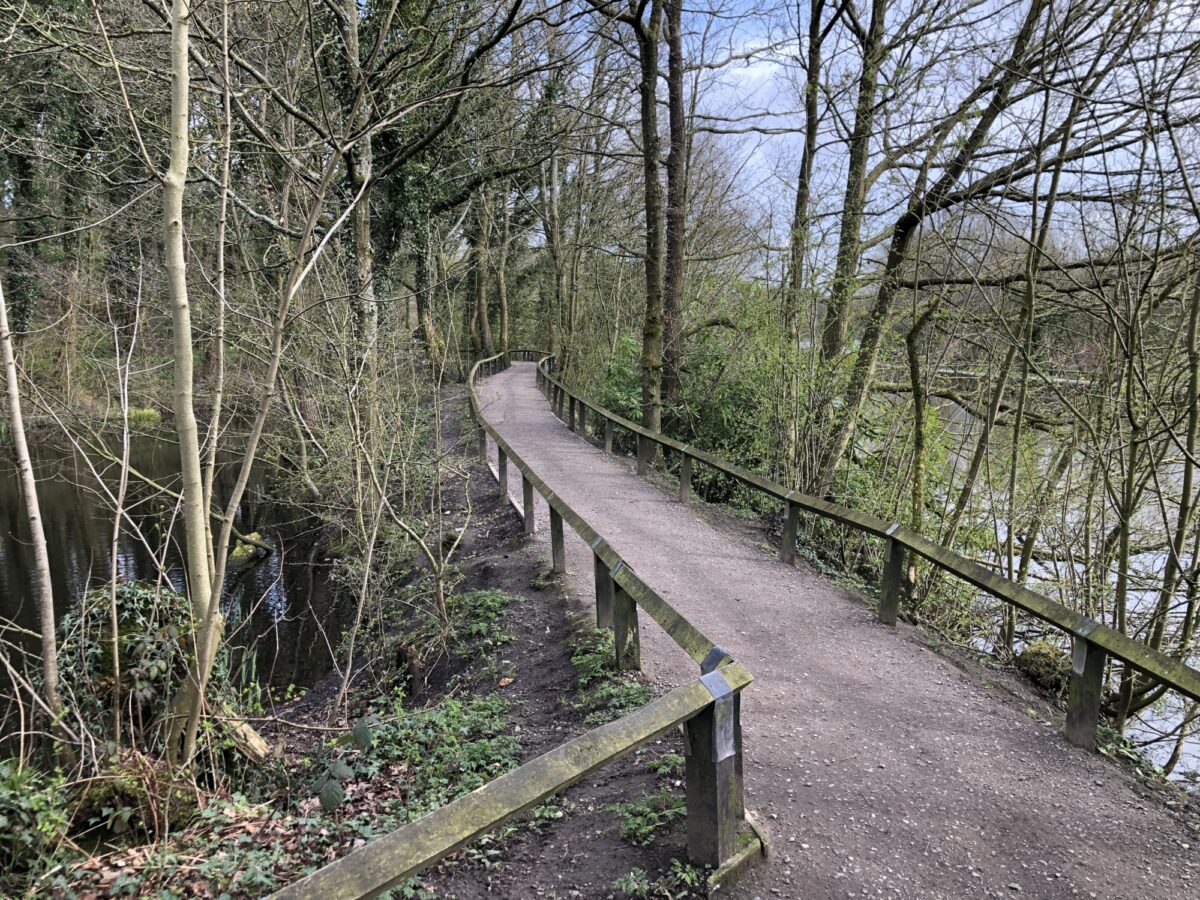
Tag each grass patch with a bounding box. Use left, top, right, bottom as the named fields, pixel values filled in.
left=126, top=406, right=162, bottom=429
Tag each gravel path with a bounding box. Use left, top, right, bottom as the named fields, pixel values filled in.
left=476, top=363, right=1197, bottom=900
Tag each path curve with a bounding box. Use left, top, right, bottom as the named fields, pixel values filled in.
left=477, top=362, right=1196, bottom=899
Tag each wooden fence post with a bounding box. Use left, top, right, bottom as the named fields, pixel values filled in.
left=594, top=551, right=614, bottom=630
left=879, top=528, right=905, bottom=626
left=679, top=452, right=692, bottom=506
left=568, top=397, right=577, bottom=432
left=550, top=507, right=566, bottom=573
left=1064, top=635, right=1106, bottom=749
left=613, top=584, right=640, bottom=670
left=780, top=499, right=798, bottom=565
left=522, top=475, right=536, bottom=536
left=685, top=672, right=743, bottom=868
left=637, top=434, right=649, bottom=475
left=477, top=426, right=487, bottom=464
left=604, top=419, right=613, bottom=455
left=498, top=448, right=508, bottom=498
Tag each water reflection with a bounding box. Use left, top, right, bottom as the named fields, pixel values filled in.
left=0, top=433, right=344, bottom=723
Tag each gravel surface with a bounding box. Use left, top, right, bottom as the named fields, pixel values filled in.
left=476, top=363, right=1198, bottom=900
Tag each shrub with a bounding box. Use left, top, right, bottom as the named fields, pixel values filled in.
left=57, top=581, right=198, bottom=750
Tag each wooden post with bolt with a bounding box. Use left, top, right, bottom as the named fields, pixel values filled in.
left=522, top=475, right=536, bottom=536
left=550, top=507, right=566, bottom=573
left=780, top=498, right=798, bottom=565
left=613, top=582, right=640, bottom=670
left=685, top=670, right=744, bottom=868
left=1064, top=632, right=1106, bottom=749
left=879, top=526, right=906, bottom=626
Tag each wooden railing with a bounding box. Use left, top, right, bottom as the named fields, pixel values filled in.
left=532, top=354, right=1200, bottom=751
left=271, top=350, right=762, bottom=900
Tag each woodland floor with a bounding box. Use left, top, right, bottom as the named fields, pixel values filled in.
left=410, top=388, right=699, bottom=898
left=466, top=362, right=1200, bottom=900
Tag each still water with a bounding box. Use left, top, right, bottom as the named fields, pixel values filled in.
left=0, top=433, right=346, bottom=728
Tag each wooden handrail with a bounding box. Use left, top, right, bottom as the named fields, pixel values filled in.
left=273, top=662, right=753, bottom=900
left=529, top=354, right=1200, bottom=748
left=270, top=352, right=760, bottom=898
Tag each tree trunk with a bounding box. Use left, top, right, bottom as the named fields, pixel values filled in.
left=814, top=0, right=1050, bottom=495
left=343, top=0, right=377, bottom=372
left=634, top=0, right=665, bottom=435
left=0, top=275, right=64, bottom=731
left=819, top=0, right=886, bottom=366
left=415, top=227, right=447, bottom=374
left=472, top=193, right=494, bottom=355
left=783, top=0, right=825, bottom=479
left=162, top=0, right=216, bottom=764
left=661, top=0, right=687, bottom=404
left=496, top=186, right=511, bottom=353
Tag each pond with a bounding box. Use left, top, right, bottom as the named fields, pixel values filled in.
left=0, top=432, right=347, bottom=735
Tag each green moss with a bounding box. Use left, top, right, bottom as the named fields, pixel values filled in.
left=229, top=531, right=265, bottom=568
left=1017, top=640, right=1070, bottom=694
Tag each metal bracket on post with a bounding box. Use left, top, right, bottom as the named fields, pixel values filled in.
left=1065, top=626, right=1106, bottom=749
left=522, top=475, right=536, bottom=536
left=700, top=645, right=728, bottom=674
left=781, top=493, right=799, bottom=565
left=686, top=669, right=742, bottom=868
left=879, top=524, right=905, bottom=626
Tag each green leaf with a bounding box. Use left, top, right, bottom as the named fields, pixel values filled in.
left=318, top=778, right=345, bottom=813
left=329, top=759, right=355, bottom=782
left=352, top=721, right=373, bottom=750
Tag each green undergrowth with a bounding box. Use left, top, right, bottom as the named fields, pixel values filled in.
left=646, top=752, right=685, bottom=779
left=567, top=628, right=652, bottom=726
left=613, top=859, right=707, bottom=899
left=606, top=789, right=686, bottom=846
left=4, top=587, right=529, bottom=898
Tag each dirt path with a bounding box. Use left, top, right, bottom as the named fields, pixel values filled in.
left=476, top=363, right=1197, bottom=900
